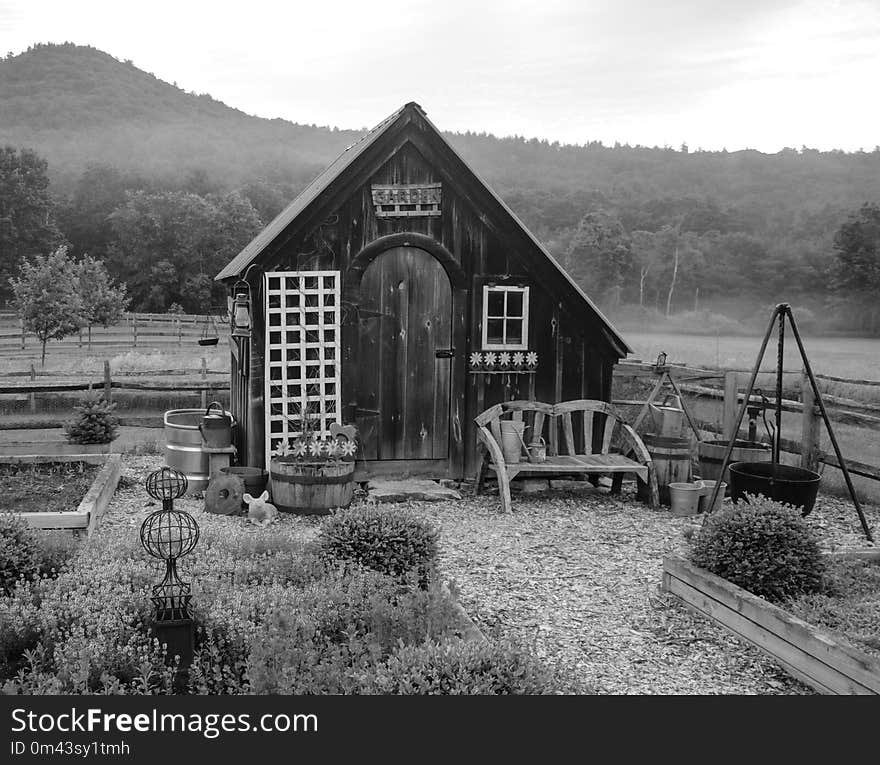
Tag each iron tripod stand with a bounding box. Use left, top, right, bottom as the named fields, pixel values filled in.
left=703, top=302, right=873, bottom=542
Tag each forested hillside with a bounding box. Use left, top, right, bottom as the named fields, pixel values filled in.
left=2, top=43, right=879, bottom=333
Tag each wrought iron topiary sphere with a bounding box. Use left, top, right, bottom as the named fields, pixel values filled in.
left=140, top=509, right=200, bottom=560
left=145, top=466, right=188, bottom=501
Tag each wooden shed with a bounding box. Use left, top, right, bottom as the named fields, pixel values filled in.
left=215, top=102, right=631, bottom=481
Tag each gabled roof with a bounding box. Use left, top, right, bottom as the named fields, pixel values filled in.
left=216, top=102, right=631, bottom=356
left=216, top=104, right=407, bottom=282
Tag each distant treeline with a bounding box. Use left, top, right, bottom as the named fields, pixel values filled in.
left=1, top=43, right=879, bottom=332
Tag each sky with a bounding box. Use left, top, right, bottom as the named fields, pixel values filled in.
left=2, top=0, right=879, bottom=152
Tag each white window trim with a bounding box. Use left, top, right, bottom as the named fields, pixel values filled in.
left=481, top=285, right=529, bottom=351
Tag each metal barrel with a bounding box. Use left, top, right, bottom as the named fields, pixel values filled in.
left=164, top=409, right=211, bottom=493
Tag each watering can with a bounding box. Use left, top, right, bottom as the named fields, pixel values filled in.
left=199, top=401, right=234, bottom=448
left=649, top=394, right=685, bottom=437
left=527, top=436, right=547, bottom=464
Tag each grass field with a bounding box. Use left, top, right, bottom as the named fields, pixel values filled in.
left=0, top=346, right=229, bottom=375
left=624, top=331, right=880, bottom=382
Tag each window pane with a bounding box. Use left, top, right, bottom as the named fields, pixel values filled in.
left=506, top=290, right=523, bottom=317
left=487, top=319, right=505, bottom=345
left=487, top=290, right=505, bottom=317
left=505, top=319, right=523, bottom=345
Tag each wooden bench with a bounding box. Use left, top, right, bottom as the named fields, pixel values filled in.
left=474, top=399, right=659, bottom=513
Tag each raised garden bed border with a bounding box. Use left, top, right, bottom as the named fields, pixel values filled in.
left=0, top=454, right=122, bottom=535
left=662, top=551, right=880, bottom=695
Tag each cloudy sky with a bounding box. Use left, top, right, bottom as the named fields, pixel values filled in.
left=2, top=0, right=879, bottom=152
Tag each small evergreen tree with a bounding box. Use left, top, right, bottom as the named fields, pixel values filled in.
left=65, top=390, right=119, bottom=444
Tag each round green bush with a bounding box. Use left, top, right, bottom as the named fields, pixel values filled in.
left=690, top=494, right=824, bottom=602
left=317, top=506, right=440, bottom=584
left=0, top=514, right=42, bottom=594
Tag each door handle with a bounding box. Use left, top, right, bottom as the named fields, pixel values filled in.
left=435, top=348, right=455, bottom=358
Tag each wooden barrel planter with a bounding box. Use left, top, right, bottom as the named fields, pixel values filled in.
left=642, top=433, right=693, bottom=506
left=269, top=457, right=355, bottom=515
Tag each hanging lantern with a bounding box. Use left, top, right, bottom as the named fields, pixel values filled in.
left=231, top=279, right=252, bottom=338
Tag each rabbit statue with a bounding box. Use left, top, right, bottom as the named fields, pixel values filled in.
left=243, top=490, right=279, bottom=526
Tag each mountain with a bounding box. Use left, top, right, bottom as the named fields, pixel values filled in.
left=0, top=43, right=361, bottom=190
left=3, top=43, right=880, bottom=326
left=3, top=43, right=880, bottom=215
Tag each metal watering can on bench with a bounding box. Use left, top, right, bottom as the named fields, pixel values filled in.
left=199, top=401, right=234, bottom=448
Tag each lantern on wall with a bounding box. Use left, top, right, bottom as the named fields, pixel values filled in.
left=231, top=279, right=252, bottom=338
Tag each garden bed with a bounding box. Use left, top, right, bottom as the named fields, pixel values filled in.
left=662, top=552, right=880, bottom=694
left=0, top=454, right=121, bottom=533
left=0, top=460, right=99, bottom=513
left=0, top=464, right=558, bottom=695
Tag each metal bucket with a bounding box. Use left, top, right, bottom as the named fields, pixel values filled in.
left=500, top=420, right=526, bottom=464
left=164, top=409, right=217, bottom=493
left=729, top=461, right=821, bottom=516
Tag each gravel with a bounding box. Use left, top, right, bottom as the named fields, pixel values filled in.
left=100, top=456, right=880, bottom=695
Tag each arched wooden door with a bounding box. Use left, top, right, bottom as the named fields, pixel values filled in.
left=355, top=246, right=453, bottom=469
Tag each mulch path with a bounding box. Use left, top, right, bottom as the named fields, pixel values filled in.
left=0, top=461, right=99, bottom=513
left=101, top=457, right=879, bottom=694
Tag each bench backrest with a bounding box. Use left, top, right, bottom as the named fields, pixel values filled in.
left=475, top=399, right=625, bottom=457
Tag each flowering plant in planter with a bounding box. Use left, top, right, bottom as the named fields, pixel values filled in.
left=271, top=421, right=359, bottom=463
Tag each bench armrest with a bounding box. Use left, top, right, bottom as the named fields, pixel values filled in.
left=476, top=424, right=507, bottom=470
left=617, top=422, right=652, bottom=466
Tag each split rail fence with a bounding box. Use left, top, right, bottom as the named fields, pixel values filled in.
left=0, top=310, right=226, bottom=359
left=611, top=361, right=880, bottom=485
left=1, top=352, right=879, bottom=485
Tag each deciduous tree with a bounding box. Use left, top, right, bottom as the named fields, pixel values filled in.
left=10, top=246, right=83, bottom=366
left=0, top=146, right=62, bottom=301
left=76, top=254, right=129, bottom=346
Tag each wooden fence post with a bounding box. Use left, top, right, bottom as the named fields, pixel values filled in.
left=200, top=357, right=207, bottom=409
left=177, top=316, right=182, bottom=346
left=133, top=316, right=138, bottom=348
left=800, top=368, right=820, bottom=472
left=104, top=360, right=112, bottom=404
left=20, top=317, right=25, bottom=350
left=29, top=363, right=36, bottom=413
left=723, top=370, right=738, bottom=439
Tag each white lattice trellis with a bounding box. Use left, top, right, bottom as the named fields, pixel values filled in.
left=264, top=271, right=342, bottom=463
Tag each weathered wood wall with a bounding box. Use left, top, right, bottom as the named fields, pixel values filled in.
left=234, top=115, right=617, bottom=478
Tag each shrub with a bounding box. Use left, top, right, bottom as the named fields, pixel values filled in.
left=361, top=638, right=560, bottom=695
left=317, top=506, right=440, bottom=584
left=65, top=390, right=119, bottom=444
left=0, top=514, right=41, bottom=594
left=246, top=567, right=465, bottom=694
left=34, top=531, right=80, bottom=578
left=690, top=494, right=824, bottom=602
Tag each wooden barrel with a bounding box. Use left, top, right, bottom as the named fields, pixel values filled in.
left=698, top=439, right=771, bottom=487
left=642, top=433, right=693, bottom=506
left=269, top=458, right=355, bottom=515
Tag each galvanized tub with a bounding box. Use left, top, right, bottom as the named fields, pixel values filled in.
left=164, top=408, right=234, bottom=493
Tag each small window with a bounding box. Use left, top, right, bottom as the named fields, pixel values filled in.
left=481, top=285, right=529, bottom=350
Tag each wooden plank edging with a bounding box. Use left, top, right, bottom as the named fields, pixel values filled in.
left=662, top=554, right=880, bottom=695
left=0, top=454, right=121, bottom=534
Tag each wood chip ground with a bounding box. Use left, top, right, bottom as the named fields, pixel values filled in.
left=104, top=457, right=879, bottom=695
